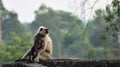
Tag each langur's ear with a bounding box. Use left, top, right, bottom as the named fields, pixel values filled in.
left=40, top=28, right=43, bottom=31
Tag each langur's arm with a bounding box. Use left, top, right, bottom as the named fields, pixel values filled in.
left=41, top=37, right=52, bottom=54
left=39, top=41, right=48, bottom=54
left=49, top=40, right=53, bottom=55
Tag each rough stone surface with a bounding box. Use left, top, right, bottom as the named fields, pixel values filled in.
left=1, top=62, right=46, bottom=67
left=1, top=59, right=120, bottom=67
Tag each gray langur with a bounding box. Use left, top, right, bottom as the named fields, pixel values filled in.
left=21, top=26, right=53, bottom=61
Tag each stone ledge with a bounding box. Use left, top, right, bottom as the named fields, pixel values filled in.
left=1, top=59, right=120, bottom=67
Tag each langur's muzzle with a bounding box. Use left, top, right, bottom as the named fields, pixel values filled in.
left=45, top=29, right=48, bottom=34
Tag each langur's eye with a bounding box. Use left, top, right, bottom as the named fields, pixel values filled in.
left=40, top=28, right=43, bottom=31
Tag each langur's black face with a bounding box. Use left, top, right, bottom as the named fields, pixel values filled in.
left=45, top=28, right=48, bottom=34
left=38, top=26, right=49, bottom=36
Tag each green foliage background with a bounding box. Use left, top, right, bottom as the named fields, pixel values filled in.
left=0, top=0, right=120, bottom=63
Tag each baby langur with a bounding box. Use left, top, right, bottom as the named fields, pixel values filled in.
left=21, top=26, right=53, bottom=61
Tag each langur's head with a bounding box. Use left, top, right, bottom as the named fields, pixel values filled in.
left=37, top=26, right=49, bottom=36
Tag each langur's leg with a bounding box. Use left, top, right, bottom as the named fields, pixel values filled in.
left=32, top=52, right=38, bottom=60
left=39, top=52, right=52, bottom=61
left=34, top=53, right=40, bottom=62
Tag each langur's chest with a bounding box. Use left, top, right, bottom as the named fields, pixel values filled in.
left=34, top=34, right=46, bottom=49
left=35, top=39, right=45, bottom=50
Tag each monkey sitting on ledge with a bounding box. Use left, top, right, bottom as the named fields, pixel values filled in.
left=21, top=34, right=45, bottom=61
left=20, top=26, right=53, bottom=62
